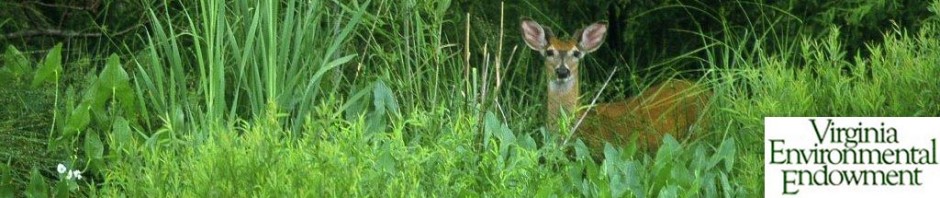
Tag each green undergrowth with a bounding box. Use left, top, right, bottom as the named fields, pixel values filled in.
left=705, top=16, right=940, bottom=195
left=96, top=99, right=740, bottom=197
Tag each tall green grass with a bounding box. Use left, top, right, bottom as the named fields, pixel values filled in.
left=134, top=0, right=369, bottom=129
left=702, top=12, right=940, bottom=195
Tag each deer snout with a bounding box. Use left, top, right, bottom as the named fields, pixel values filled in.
left=555, top=67, right=570, bottom=79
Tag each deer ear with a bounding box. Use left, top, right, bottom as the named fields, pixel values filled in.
left=521, top=19, right=550, bottom=50
left=578, top=21, right=608, bottom=53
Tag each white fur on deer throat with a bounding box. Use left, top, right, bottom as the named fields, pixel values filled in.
left=549, top=77, right=575, bottom=93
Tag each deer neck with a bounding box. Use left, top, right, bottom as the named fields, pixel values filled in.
left=547, top=77, right=580, bottom=131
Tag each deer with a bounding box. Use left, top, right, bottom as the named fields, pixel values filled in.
left=520, top=18, right=711, bottom=157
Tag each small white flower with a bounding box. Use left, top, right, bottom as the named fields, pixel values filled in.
left=66, top=171, right=74, bottom=180
left=56, top=164, right=67, bottom=174
left=70, top=170, right=83, bottom=180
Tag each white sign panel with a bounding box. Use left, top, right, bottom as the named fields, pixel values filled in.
left=765, top=117, right=940, bottom=197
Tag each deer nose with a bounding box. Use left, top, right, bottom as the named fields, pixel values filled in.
left=555, top=67, right=570, bottom=79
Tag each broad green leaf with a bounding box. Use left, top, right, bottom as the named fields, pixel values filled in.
left=366, top=102, right=387, bottom=135
left=658, top=185, right=679, bottom=198
left=703, top=173, right=718, bottom=198
left=603, top=144, right=630, bottom=198
left=621, top=138, right=638, bottom=160
left=63, top=104, right=91, bottom=138
left=602, top=143, right=619, bottom=164
left=110, top=117, right=133, bottom=153
left=84, top=129, right=104, bottom=175
left=720, top=172, right=732, bottom=198
left=625, top=161, right=645, bottom=198
left=483, top=111, right=499, bottom=149
left=372, top=80, right=399, bottom=115
left=518, top=134, right=536, bottom=150
left=376, top=146, right=397, bottom=174
left=572, top=139, right=590, bottom=161
left=495, top=119, right=515, bottom=144
left=650, top=135, right=679, bottom=191
left=655, top=135, right=679, bottom=162
left=566, top=161, right=584, bottom=187
left=366, top=80, right=398, bottom=135
left=85, top=130, right=104, bottom=159
left=716, top=138, right=736, bottom=171
left=496, top=118, right=515, bottom=160
left=97, top=54, right=136, bottom=115
left=79, top=76, right=105, bottom=112
left=31, top=43, right=63, bottom=88
left=583, top=159, right=603, bottom=196
left=692, top=146, right=709, bottom=170
left=98, top=54, right=130, bottom=92
left=26, top=168, right=48, bottom=198
left=54, top=180, right=69, bottom=198
left=4, top=45, right=31, bottom=78
left=669, top=164, right=693, bottom=187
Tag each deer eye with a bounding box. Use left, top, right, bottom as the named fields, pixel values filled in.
left=572, top=50, right=582, bottom=57
left=545, top=49, right=556, bottom=56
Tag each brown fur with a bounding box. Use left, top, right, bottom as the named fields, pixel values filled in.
left=576, top=79, right=711, bottom=155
